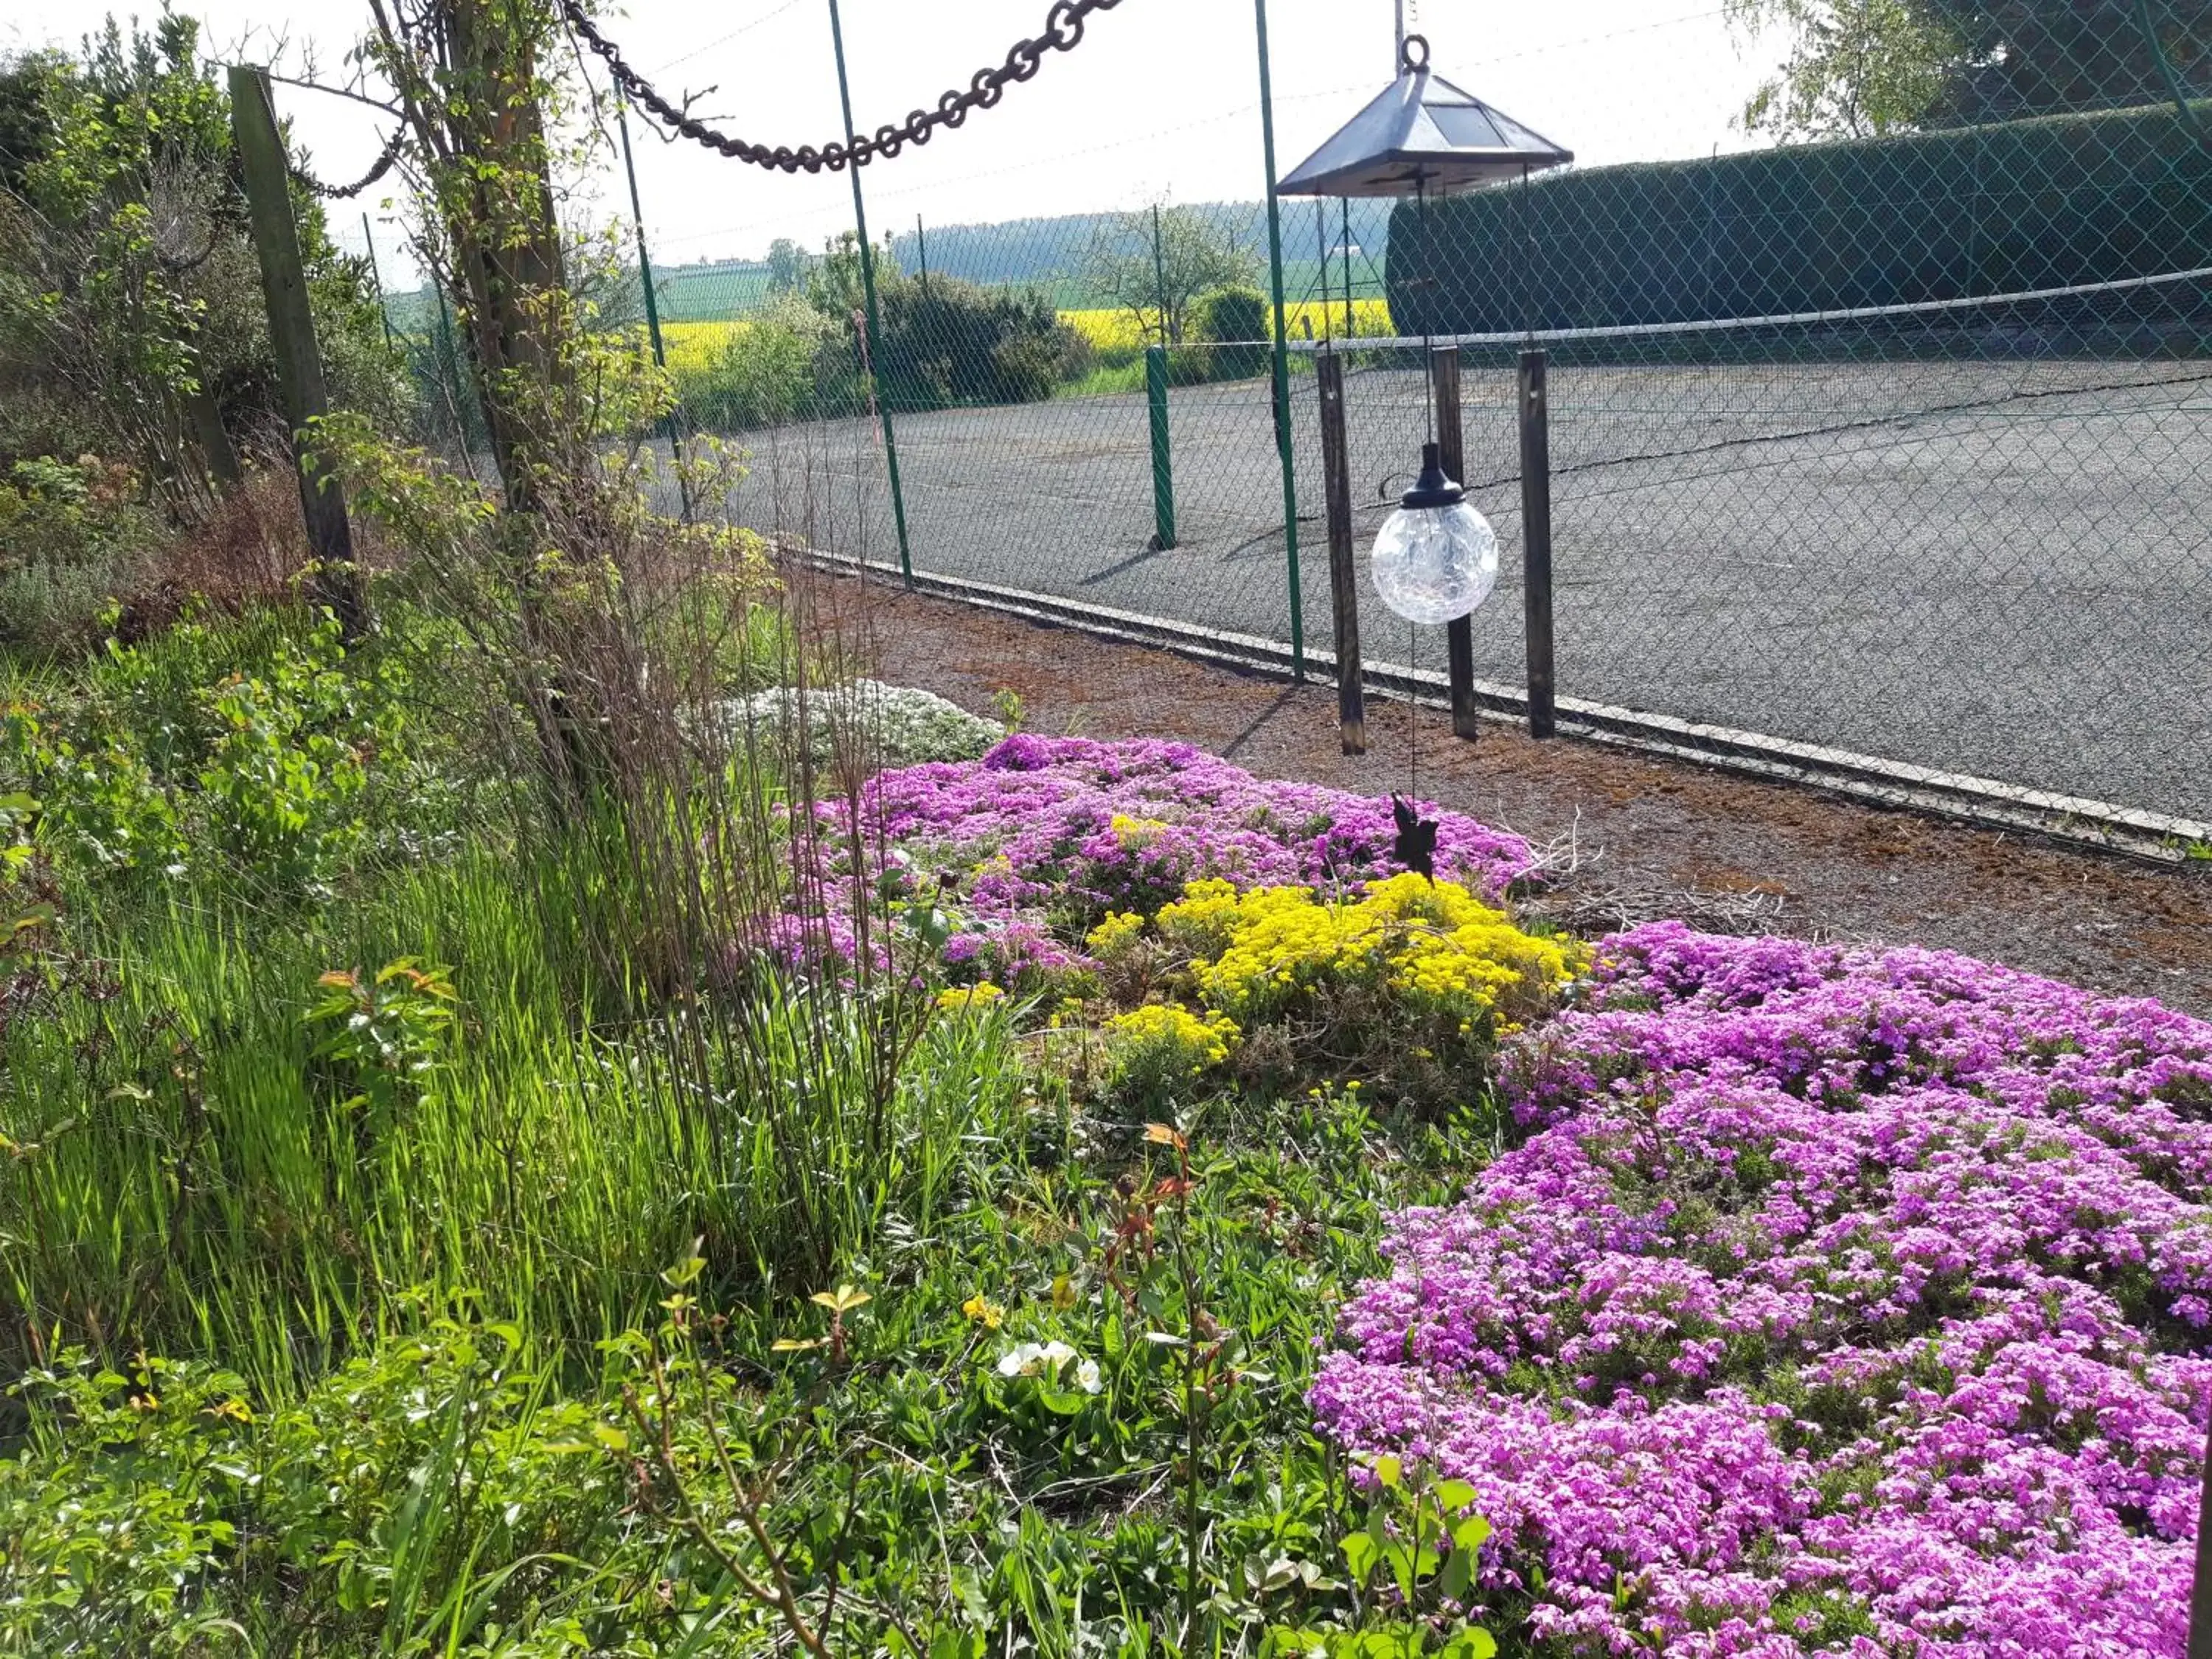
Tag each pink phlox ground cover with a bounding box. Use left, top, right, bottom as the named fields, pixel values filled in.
left=1315, top=921, right=2212, bottom=1656
left=776, top=735, right=1536, bottom=977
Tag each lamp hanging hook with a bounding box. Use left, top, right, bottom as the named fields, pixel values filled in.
left=1399, top=32, right=1430, bottom=74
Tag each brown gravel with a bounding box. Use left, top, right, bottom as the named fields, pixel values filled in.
left=801, top=570, right=2212, bottom=1018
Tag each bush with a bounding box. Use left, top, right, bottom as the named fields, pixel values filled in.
left=1194, top=285, right=1270, bottom=381
left=878, top=274, right=1091, bottom=409
left=0, top=456, right=157, bottom=657
left=681, top=293, right=844, bottom=431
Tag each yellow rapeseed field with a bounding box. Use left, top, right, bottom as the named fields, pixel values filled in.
left=1059, top=300, right=1395, bottom=352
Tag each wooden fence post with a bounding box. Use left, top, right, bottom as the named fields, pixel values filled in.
left=1432, top=344, right=1478, bottom=740
left=1318, top=347, right=1365, bottom=754
left=228, top=63, right=366, bottom=640
left=1518, top=347, right=1557, bottom=740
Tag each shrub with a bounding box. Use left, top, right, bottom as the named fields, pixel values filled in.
left=878, top=274, right=1091, bottom=409
left=682, top=293, right=841, bottom=430
left=1391, top=99, right=2212, bottom=347
left=0, top=456, right=158, bottom=656
left=1194, top=285, right=1270, bottom=381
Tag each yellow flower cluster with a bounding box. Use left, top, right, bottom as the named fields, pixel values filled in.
left=1105, top=1001, right=1241, bottom=1070
left=1158, top=874, right=1581, bottom=1023
left=1107, top=813, right=1169, bottom=844
left=1086, top=909, right=1147, bottom=957
left=936, top=981, right=1006, bottom=1012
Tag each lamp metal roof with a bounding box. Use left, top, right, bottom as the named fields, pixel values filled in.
left=1276, top=35, right=1572, bottom=198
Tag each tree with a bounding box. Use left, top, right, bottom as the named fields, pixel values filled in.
left=1920, top=0, right=2212, bottom=122
left=0, top=16, right=395, bottom=509
left=1731, top=0, right=1959, bottom=138
left=1082, top=203, right=1256, bottom=346
left=765, top=237, right=810, bottom=292
left=1731, top=0, right=2212, bottom=139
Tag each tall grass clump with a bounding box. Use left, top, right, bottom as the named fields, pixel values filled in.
left=0, top=314, right=1006, bottom=1391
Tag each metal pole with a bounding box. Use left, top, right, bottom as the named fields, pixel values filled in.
left=361, top=213, right=395, bottom=353
left=916, top=213, right=930, bottom=295
left=616, top=101, right=690, bottom=515
left=827, top=0, right=914, bottom=583
left=1254, top=0, right=1305, bottom=680
left=1517, top=348, right=1557, bottom=739
left=1432, top=344, right=1477, bottom=742
left=1152, top=202, right=1171, bottom=345
left=1318, top=347, right=1364, bottom=754
left=1343, top=198, right=1355, bottom=338
left=1316, top=198, right=1331, bottom=343
left=1394, top=0, right=1407, bottom=74
left=1147, top=344, right=1176, bottom=552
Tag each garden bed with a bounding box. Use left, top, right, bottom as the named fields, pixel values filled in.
left=805, top=566, right=2212, bottom=1018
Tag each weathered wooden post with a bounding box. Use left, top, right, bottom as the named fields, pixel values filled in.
left=1518, top=347, right=1557, bottom=739
left=229, top=63, right=366, bottom=639
left=1431, top=343, right=1478, bottom=740
left=1317, top=347, right=1366, bottom=754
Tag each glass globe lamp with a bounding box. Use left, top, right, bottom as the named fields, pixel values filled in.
left=1371, top=442, right=1498, bottom=625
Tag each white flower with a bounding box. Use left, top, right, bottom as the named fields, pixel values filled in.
left=995, top=1339, right=1089, bottom=1385
left=701, top=681, right=1003, bottom=768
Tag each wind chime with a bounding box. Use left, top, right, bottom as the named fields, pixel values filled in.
left=1275, top=21, right=1571, bottom=876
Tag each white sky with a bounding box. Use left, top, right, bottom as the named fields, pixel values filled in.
left=0, top=0, right=1778, bottom=287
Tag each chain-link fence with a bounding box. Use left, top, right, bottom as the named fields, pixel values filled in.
left=372, top=0, right=2212, bottom=852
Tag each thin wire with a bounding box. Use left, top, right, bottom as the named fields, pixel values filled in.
left=652, top=0, right=808, bottom=73
left=1408, top=619, right=1419, bottom=802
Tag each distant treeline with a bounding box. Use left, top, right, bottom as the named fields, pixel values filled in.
left=1387, top=99, right=2212, bottom=353
left=883, top=201, right=1394, bottom=295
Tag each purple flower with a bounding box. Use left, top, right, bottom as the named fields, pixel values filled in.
left=779, top=738, right=1538, bottom=984
left=1314, top=922, right=2212, bottom=1656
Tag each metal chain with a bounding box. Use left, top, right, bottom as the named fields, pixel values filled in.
left=560, top=0, right=1124, bottom=174
left=288, top=128, right=407, bottom=201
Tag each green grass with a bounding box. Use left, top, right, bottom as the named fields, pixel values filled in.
left=0, top=594, right=1526, bottom=1655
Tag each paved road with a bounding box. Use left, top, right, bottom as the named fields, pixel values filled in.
left=696, top=355, right=2212, bottom=827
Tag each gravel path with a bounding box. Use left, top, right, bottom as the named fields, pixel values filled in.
left=796, top=567, right=2212, bottom=1018
left=707, top=355, right=2212, bottom=826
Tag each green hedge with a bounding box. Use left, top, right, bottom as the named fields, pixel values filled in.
left=1388, top=99, right=2212, bottom=344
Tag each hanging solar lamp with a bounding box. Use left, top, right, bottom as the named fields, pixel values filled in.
left=1276, top=32, right=1571, bottom=631
left=1371, top=439, right=1498, bottom=624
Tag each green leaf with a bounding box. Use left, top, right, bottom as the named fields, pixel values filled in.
left=1439, top=1630, right=1497, bottom=1659
left=1339, top=1531, right=1380, bottom=1582
left=1373, top=1454, right=1402, bottom=1490
left=1451, top=1515, right=1492, bottom=1551
left=1436, top=1478, right=1478, bottom=1512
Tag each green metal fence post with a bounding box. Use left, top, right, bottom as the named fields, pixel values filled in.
left=1147, top=344, right=1176, bottom=551
left=827, top=0, right=915, bottom=584
left=916, top=213, right=930, bottom=296
left=361, top=213, right=395, bottom=353
left=1254, top=0, right=1304, bottom=679
left=432, top=279, right=464, bottom=438
left=616, top=100, right=689, bottom=516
